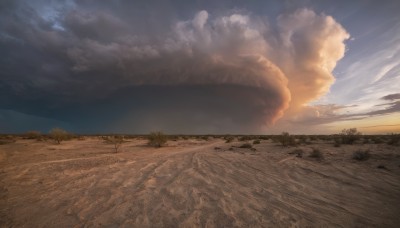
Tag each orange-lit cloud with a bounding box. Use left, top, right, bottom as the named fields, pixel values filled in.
left=274, top=9, right=350, bottom=109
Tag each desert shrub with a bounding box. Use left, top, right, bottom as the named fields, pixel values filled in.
left=352, top=150, right=370, bottom=161
left=309, top=148, right=323, bottom=160
left=377, top=164, right=387, bottom=170
left=24, top=131, right=42, bottom=140
left=253, top=140, right=261, bottom=144
left=168, top=135, right=178, bottom=141
left=225, top=136, right=234, bottom=143
left=289, top=149, right=304, bottom=158
left=105, top=135, right=124, bottom=153
left=309, top=135, right=318, bottom=141
left=0, top=138, right=16, bottom=145
left=371, top=136, right=383, bottom=144
left=239, top=136, right=254, bottom=141
left=271, top=135, right=279, bottom=143
left=49, top=128, right=70, bottom=144
left=333, top=136, right=342, bottom=147
left=340, top=128, right=361, bottom=144
left=148, top=132, right=168, bottom=147
left=387, top=134, right=400, bottom=146
left=259, top=136, right=269, bottom=140
left=278, top=132, right=296, bottom=147
left=318, top=135, right=331, bottom=141
left=200, top=135, right=209, bottom=141
left=298, top=135, right=306, bottom=144
left=298, top=135, right=312, bottom=145
left=181, top=136, right=189, bottom=140
left=239, top=143, right=253, bottom=149
left=362, top=137, right=370, bottom=144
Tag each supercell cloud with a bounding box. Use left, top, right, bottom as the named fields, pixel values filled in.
left=0, top=1, right=349, bottom=133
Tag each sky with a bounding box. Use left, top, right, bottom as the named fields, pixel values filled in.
left=0, top=0, right=399, bottom=134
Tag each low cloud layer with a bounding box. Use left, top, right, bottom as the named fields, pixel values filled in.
left=283, top=93, right=400, bottom=131
left=0, top=1, right=349, bottom=133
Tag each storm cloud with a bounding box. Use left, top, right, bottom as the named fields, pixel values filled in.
left=0, top=1, right=349, bottom=133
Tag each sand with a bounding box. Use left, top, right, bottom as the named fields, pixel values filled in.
left=1, top=137, right=400, bottom=227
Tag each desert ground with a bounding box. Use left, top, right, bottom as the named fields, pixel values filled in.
left=1, top=137, right=400, bottom=227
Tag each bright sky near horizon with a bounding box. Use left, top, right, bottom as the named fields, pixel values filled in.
left=0, top=0, right=399, bottom=134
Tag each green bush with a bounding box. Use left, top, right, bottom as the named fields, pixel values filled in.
left=253, top=140, right=261, bottom=144
left=148, top=132, right=168, bottom=147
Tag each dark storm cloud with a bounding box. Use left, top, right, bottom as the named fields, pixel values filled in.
left=288, top=100, right=400, bottom=127
left=382, top=93, right=400, bottom=101
left=0, top=0, right=349, bottom=133
left=366, top=101, right=400, bottom=116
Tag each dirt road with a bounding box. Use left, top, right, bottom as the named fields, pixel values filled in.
left=1, top=138, right=400, bottom=227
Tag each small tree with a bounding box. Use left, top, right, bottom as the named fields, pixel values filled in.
left=49, top=128, right=69, bottom=144
left=148, top=132, right=167, bottom=147
left=340, top=128, right=361, bottom=144
left=106, top=135, right=124, bottom=153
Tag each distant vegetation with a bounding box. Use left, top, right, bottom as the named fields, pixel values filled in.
left=0, top=135, right=16, bottom=145
left=49, top=128, right=71, bottom=144
left=23, top=131, right=42, bottom=140
left=224, top=136, right=234, bottom=143
left=148, top=132, right=168, bottom=147
left=278, top=132, right=296, bottom=147
left=387, top=134, right=400, bottom=146
left=2, top=130, right=399, bottom=150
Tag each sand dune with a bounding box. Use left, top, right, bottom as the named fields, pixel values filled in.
left=1, top=138, right=400, bottom=227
